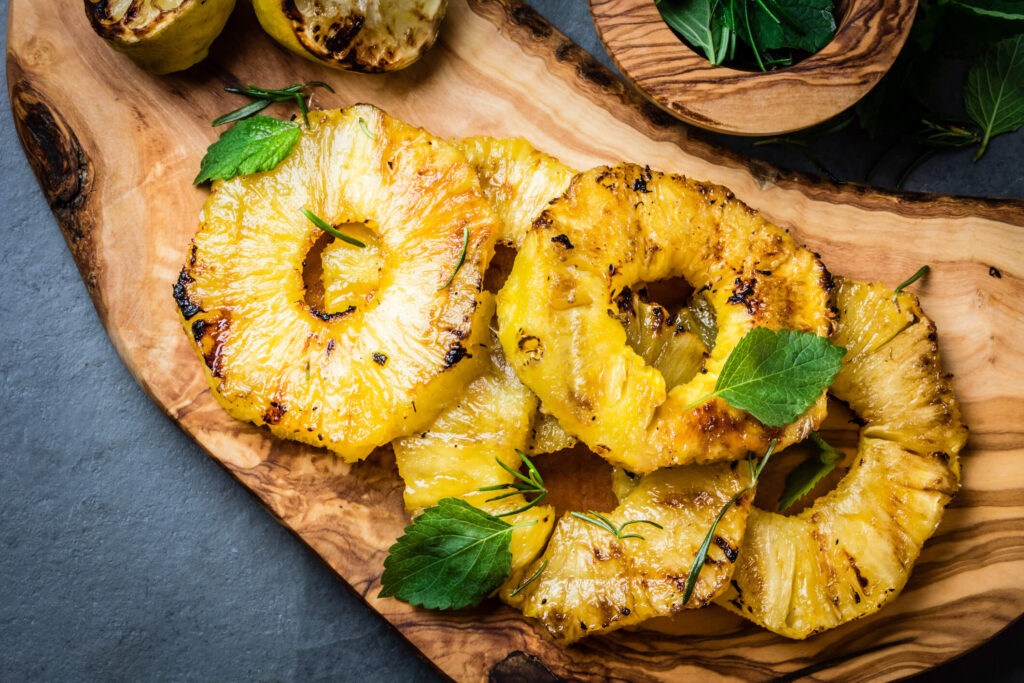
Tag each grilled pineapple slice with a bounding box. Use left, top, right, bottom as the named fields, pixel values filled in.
left=175, top=105, right=498, bottom=461
left=715, top=277, right=966, bottom=638
left=391, top=295, right=555, bottom=582
left=85, top=0, right=236, bottom=74
left=457, top=136, right=577, bottom=248
left=254, top=0, right=447, bottom=72
left=497, top=165, right=833, bottom=474
left=503, top=463, right=752, bottom=643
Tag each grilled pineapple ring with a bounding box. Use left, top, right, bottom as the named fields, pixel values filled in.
left=715, top=278, right=966, bottom=638
left=497, top=165, right=834, bottom=474
left=175, top=105, right=498, bottom=461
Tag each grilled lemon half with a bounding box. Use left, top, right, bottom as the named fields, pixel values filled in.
left=497, top=164, right=834, bottom=474
left=715, top=277, right=966, bottom=638
left=175, top=105, right=498, bottom=461
left=254, top=0, right=447, bottom=73
left=84, top=0, right=235, bottom=74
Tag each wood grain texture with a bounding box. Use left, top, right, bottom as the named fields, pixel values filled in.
left=589, top=0, right=917, bottom=135
left=7, top=0, right=1024, bottom=680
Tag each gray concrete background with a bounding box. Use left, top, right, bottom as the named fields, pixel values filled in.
left=1, top=1, right=1021, bottom=680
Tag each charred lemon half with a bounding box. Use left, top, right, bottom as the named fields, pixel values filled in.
left=715, top=278, right=966, bottom=638
left=84, top=0, right=236, bottom=74
left=254, top=0, right=447, bottom=73
left=497, top=165, right=833, bottom=474
left=175, top=105, right=498, bottom=461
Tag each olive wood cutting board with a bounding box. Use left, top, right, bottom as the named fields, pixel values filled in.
left=8, top=1, right=1024, bottom=680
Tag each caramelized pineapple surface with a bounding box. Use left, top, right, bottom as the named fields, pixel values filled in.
left=715, top=277, right=965, bottom=638
left=177, top=106, right=497, bottom=461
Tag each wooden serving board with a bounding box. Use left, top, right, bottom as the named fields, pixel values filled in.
left=8, top=1, right=1024, bottom=680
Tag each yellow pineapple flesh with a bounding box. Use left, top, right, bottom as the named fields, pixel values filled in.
left=715, top=277, right=965, bottom=638
left=497, top=164, right=833, bottom=473
left=391, top=294, right=555, bottom=583
left=504, top=463, right=753, bottom=643
left=176, top=105, right=497, bottom=461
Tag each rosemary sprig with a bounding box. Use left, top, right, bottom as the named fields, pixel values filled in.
left=358, top=117, right=377, bottom=141
left=681, top=439, right=777, bottom=605
left=570, top=510, right=664, bottom=542
left=213, top=81, right=334, bottom=128
left=509, top=559, right=549, bottom=598
left=478, top=450, right=548, bottom=517
left=439, top=226, right=469, bottom=290
left=301, top=208, right=366, bottom=248
left=893, top=265, right=930, bottom=300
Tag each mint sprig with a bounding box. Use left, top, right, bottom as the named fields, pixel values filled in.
left=686, top=327, right=845, bottom=427
left=194, top=115, right=301, bottom=185
left=379, top=498, right=536, bottom=610
left=777, top=432, right=843, bottom=511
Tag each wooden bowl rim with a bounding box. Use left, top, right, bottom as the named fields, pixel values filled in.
left=590, top=0, right=918, bottom=135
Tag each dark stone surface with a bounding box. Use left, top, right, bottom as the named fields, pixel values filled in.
left=0, top=1, right=1020, bottom=680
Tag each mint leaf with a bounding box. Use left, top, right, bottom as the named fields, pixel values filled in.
left=777, top=432, right=844, bottom=511
left=746, top=0, right=836, bottom=53
left=964, top=35, right=1024, bottom=161
left=194, top=115, right=301, bottom=185
left=950, top=0, right=1024, bottom=21
left=379, top=498, right=528, bottom=610
left=657, top=0, right=721, bottom=63
left=698, top=327, right=845, bottom=427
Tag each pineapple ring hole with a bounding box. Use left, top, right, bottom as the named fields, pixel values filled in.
left=306, top=224, right=385, bottom=316
left=613, top=275, right=719, bottom=391
left=751, top=397, right=860, bottom=516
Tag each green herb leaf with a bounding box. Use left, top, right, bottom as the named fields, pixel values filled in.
left=302, top=208, right=366, bottom=248
left=379, top=498, right=534, bottom=610
left=509, top=559, right=548, bottom=598
left=212, top=99, right=273, bottom=127
left=687, top=327, right=845, bottom=427
left=478, top=450, right=548, bottom=517
left=950, top=0, right=1024, bottom=21
left=657, top=0, right=721, bottom=63
left=570, top=510, right=664, bottom=541
left=682, top=439, right=777, bottom=604
left=358, top=117, right=377, bottom=141
left=194, top=115, right=301, bottom=185
left=777, top=432, right=843, bottom=511
left=438, top=226, right=469, bottom=290
left=893, top=265, right=930, bottom=299
left=964, top=35, right=1024, bottom=160
left=215, top=81, right=335, bottom=128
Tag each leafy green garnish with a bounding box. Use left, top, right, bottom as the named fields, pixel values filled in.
left=964, top=34, right=1024, bottom=160
left=477, top=450, right=548, bottom=517
left=509, top=559, right=549, bottom=598
left=194, top=115, right=302, bottom=185
left=685, top=327, right=845, bottom=427
left=893, top=265, right=930, bottom=299
left=681, top=439, right=777, bottom=605
left=438, top=226, right=469, bottom=290
left=656, top=0, right=836, bottom=71
left=658, top=0, right=723, bottom=63
left=569, top=510, right=664, bottom=541
left=301, top=208, right=366, bottom=248
left=213, top=81, right=334, bottom=128
left=379, top=498, right=536, bottom=610
left=777, top=432, right=843, bottom=511
left=951, top=0, right=1024, bottom=21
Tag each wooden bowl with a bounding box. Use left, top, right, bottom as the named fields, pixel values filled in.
left=589, top=0, right=917, bottom=135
